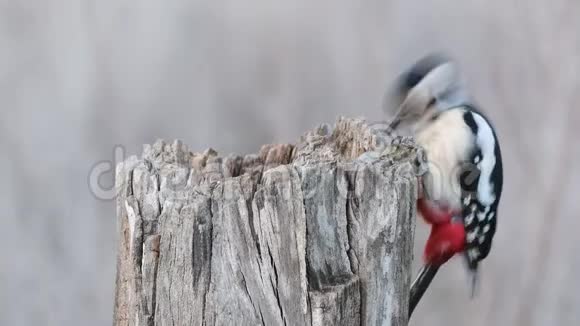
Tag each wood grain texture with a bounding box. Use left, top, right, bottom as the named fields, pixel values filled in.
left=113, top=118, right=425, bottom=326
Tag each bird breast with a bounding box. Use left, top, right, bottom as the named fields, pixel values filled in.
left=415, top=109, right=475, bottom=211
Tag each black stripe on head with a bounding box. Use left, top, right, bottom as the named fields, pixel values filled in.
left=463, top=111, right=478, bottom=134
left=398, top=53, right=451, bottom=93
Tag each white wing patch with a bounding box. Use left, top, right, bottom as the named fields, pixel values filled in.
left=477, top=211, right=486, bottom=221
left=468, top=248, right=480, bottom=260
left=467, top=227, right=479, bottom=242
left=465, top=212, right=475, bottom=225
left=472, top=113, right=497, bottom=206
left=463, top=195, right=471, bottom=205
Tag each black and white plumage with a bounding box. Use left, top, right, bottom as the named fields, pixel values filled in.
left=388, top=54, right=503, bottom=317
left=460, top=107, right=503, bottom=270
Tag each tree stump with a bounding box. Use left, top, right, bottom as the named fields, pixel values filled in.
left=113, top=117, right=425, bottom=326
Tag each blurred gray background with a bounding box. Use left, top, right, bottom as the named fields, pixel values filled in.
left=1, top=0, right=578, bottom=325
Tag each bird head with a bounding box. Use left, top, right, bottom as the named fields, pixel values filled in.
left=387, top=53, right=469, bottom=132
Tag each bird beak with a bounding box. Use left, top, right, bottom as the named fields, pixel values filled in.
left=388, top=118, right=402, bottom=131
left=388, top=107, right=411, bottom=131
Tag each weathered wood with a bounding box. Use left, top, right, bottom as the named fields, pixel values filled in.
left=113, top=117, right=425, bottom=326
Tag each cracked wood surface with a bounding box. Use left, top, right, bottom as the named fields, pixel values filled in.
left=113, top=117, right=425, bottom=326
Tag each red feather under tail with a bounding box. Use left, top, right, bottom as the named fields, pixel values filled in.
left=423, top=222, right=466, bottom=266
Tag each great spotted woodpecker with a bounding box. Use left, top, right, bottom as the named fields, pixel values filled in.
left=387, top=54, right=503, bottom=317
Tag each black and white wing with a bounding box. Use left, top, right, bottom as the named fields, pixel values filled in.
left=460, top=109, right=503, bottom=270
